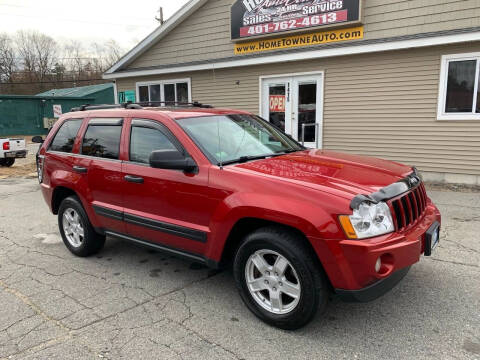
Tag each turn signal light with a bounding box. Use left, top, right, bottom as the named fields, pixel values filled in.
left=2, top=141, right=9, bottom=151
left=339, top=215, right=358, bottom=239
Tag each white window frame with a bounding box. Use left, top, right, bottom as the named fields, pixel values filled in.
left=135, top=78, right=192, bottom=104
left=437, top=53, right=480, bottom=121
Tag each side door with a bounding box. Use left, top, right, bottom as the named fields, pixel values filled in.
left=122, top=118, right=210, bottom=256
left=76, top=118, right=126, bottom=234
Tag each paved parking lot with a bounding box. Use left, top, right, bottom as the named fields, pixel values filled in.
left=0, top=178, right=478, bottom=359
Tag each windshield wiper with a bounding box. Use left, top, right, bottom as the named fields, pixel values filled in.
left=219, top=150, right=301, bottom=166
left=275, top=149, right=300, bottom=155
left=219, top=154, right=273, bottom=166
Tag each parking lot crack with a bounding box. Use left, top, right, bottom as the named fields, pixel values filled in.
left=427, top=257, right=479, bottom=268
left=0, top=279, right=76, bottom=359
left=174, top=321, right=241, bottom=360
left=0, top=279, right=71, bottom=334
left=434, top=203, right=480, bottom=210
left=442, top=225, right=479, bottom=254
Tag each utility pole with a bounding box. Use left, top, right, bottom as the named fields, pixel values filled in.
left=155, top=7, right=164, bottom=25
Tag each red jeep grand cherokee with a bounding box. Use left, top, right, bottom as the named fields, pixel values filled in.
left=34, top=103, right=441, bottom=330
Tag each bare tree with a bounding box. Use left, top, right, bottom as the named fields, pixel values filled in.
left=91, top=42, right=107, bottom=73
left=33, top=32, right=58, bottom=82
left=15, top=30, right=58, bottom=82
left=0, top=33, right=16, bottom=83
left=15, top=30, right=37, bottom=82
left=104, top=39, right=123, bottom=68
left=1, top=30, right=126, bottom=95
left=63, top=40, right=84, bottom=77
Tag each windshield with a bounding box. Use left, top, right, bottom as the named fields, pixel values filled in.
left=177, top=114, right=304, bottom=165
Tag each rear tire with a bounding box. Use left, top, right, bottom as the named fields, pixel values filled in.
left=58, top=196, right=105, bottom=257
left=233, top=226, right=329, bottom=330
left=4, top=158, right=15, bottom=167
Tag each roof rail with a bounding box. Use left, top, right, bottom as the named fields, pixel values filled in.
left=136, top=101, right=213, bottom=108
left=71, top=103, right=142, bottom=112
left=71, top=101, right=213, bottom=112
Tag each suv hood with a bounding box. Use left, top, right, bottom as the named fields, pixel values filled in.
left=232, top=150, right=414, bottom=198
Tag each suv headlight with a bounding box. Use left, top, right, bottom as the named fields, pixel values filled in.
left=339, top=202, right=394, bottom=239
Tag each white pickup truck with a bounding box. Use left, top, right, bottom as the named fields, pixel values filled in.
left=0, top=138, right=28, bottom=167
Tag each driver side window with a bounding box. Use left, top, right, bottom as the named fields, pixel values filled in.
left=129, top=125, right=177, bottom=164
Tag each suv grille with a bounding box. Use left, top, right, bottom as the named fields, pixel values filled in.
left=389, top=183, right=428, bottom=231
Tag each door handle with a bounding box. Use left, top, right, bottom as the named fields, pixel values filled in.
left=73, top=166, right=88, bottom=174
left=124, top=175, right=144, bottom=184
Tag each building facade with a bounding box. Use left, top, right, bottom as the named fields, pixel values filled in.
left=104, top=0, right=480, bottom=185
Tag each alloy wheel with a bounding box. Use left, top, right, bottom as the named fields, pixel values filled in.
left=245, top=249, right=301, bottom=315
left=62, top=208, right=85, bottom=248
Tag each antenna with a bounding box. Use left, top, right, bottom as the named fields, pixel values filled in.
left=217, top=116, right=223, bottom=169
left=155, top=7, right=164, bottom=25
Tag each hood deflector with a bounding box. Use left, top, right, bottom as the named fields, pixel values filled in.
left=350, top=168, right=422, bottom=210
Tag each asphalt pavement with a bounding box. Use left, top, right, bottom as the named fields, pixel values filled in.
left=0, top=178, right=478, bottom=359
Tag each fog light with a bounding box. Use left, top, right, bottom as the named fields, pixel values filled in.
left=375, top=258, right=382, bottom=273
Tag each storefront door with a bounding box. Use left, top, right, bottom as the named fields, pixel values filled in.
left=261, top=73, right=323, bottom=148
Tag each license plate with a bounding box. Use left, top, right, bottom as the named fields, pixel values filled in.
left=5, top=152, right=16, bottom=158
left=424, top=222, right=440, bottom=256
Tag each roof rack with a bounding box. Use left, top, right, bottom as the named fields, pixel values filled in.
left=71, top=101, right=213, bottom=112
left=137, top=101, right=213, bottom=109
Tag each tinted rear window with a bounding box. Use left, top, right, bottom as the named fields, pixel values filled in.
left=82, top=124, right=122, bottom=159
left=49, top=119, right=83, bottom=153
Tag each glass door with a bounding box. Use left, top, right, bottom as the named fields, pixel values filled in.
left=262, top=74, right=323, bottom=149
left=292, top=74, right=323, bottom=149
left=261, top=78, right=292, bottom=135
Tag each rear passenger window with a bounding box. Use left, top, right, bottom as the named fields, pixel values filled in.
left=130, top=126, right=177, bottom=164
left=49, top=119, right=83, bottom=153
left=82, top=119, right=123, bottom=159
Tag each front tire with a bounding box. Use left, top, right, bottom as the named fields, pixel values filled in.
left=233, top=226, right=329, bottom=330
left=58, top=196, right=105, bottom=257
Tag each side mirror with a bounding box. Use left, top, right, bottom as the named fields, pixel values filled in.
left=149, top=149, right=197, bottom=173
left=32, top=136, right=44, bottom=144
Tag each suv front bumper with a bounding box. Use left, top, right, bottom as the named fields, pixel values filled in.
left=310, top=202, right=441, bottom=301
left=335, top=266, right=411, bottom=302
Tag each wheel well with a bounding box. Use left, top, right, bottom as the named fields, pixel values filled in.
left=220, top=218, right=333, bottom=291
left=220, top=219, right=314, bottom=265
left=52, top=187, right=77, bottom=214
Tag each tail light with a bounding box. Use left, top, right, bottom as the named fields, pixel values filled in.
left=37, top=155, right=45, bottom=183
left=3, top=141, right=9, bottom=151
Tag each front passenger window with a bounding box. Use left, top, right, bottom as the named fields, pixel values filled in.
left=130, top=126, right=177, bottom=164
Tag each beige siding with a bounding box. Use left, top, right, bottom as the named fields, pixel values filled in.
left=117, top=42, right=480, bottom=176
left=126, top=0, right=480, bottom=70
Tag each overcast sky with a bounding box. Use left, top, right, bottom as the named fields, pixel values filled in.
left=0, top=0, right=190, bottom=50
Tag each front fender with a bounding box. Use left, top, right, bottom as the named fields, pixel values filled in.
left=205, top=192, right=339, bottom=261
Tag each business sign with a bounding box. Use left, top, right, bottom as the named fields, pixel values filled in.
left=53, top=104, right=62, bottom=118
left=43, top=117, right=58, bottom=129
left=231, top=0, right=362, bottom=40
left=269, top=95, right=286, bottom=112
left=235, top=26, right=363, bottom=54
left=118, top=90, right=136, bottom=103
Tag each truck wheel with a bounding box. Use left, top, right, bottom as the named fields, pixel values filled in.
left=0, top=159, right=5, bottom=167
left=58, top=196, right=106, bottom=257
left=4, top=159, right=15, bottom=167
left=233, top=226, right=329, bottom=330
